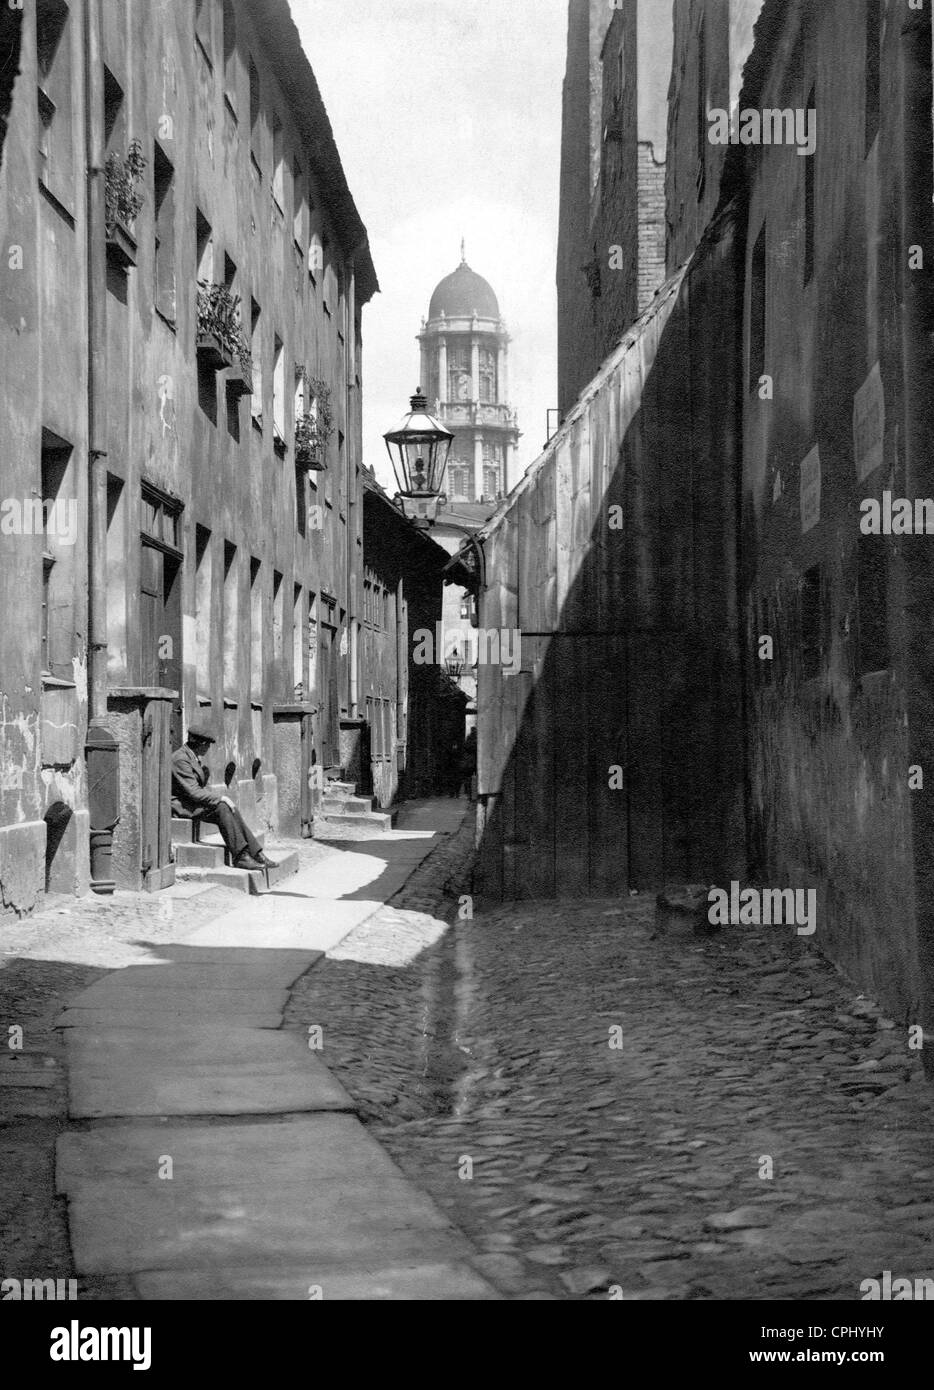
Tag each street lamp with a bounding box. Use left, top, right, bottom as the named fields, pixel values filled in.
left=445, top=648, right=464, bottom=681
left=383, top=386, right=454, bottom=527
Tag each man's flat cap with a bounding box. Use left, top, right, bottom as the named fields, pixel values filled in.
left=187, top=724, right=217, bottom=744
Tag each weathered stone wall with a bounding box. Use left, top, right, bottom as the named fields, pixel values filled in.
left=739, top=0, right=934, bottom=1035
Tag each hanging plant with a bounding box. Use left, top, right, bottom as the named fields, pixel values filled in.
left=105, top=138, right=146, bottom=230
left=197, top=281, right=252, bottom=377
left=295, top=370, right=334, bottom=468
left=104, top=139, right=146, bottom=269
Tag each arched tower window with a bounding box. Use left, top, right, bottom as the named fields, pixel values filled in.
left=479, top=348, right=497, bottom=404
left=482, top=442, right=504, bottom=500
left=447, top=458, right=473, bottom=503
left=448, top=345, right=471, bottom=402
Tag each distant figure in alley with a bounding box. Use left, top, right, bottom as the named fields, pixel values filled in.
left=171, top=726, right=274, bottom=873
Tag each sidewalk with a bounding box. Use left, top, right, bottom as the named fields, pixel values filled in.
left=52, top=799, right=497, bottom=1300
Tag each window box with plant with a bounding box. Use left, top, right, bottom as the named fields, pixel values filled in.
left=105, top=139, right=146, bottom=270
left=294, top=370, right=334, bottom=471
left=197, top=280, right=250, bottom=374
left=226, top=340, right=253, bottom=398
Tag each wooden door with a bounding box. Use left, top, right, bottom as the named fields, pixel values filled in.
left=319, top=624, right=340, bottom=768
left=141, top=698, right=172, bottom=886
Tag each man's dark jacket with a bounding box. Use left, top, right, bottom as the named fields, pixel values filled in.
left=171, top=745, right=221, bottom=818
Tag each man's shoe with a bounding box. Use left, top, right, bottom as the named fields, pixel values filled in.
left=234, top=853, right=264, bottom=872
left=257, top=853, right=279, bottom=869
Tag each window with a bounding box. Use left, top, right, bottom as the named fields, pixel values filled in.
left=309, top=215, right=322, bottom=287
left=250, top=558, right=262, bottom=703
left=804, top=86, right=815, bottom=285
left=857, top=535, right=889, bottom=674
left=105, top=475, right=126, bottom=679
left=103, top=66, right=125, bottom=152
left=293, top=584, right=305, bottom=699
left=749, top=223, right=767, bottom=392
left=195, top=0, right=213, bottom=64
left=140, top=487, right=181, bottom=549
left=295, top=465, right=306, bottom=535
left=448, top=345, right=471, bottom=402
left=273, top=335, right=285, bottom=445
left=272, top=570, right=284, bottom=673
left=800, top=565, right=822, bottom=681
left=322, top=238, right=332, bottom=316
left=222, top=542, right=238, bottom=699
left=865, top=0, right=881, bottom=154
left=482, top=441, right=504, bottom=500
left=36, top=0, right=75, bottom=213
left=154, top=142, right=176, bottom=324
left=196, top=208, right=213, bottom=282
left=272, top=112, right=285, bottom=211
left=448, top=461, right=472, bottom=503
left=249, top=56, right=261, bottom=173
left=293, top=158, right=305, bottom=250
left=222, top=0, right=237, bottom=110
left=194, top=525, right=212, bottom=697
left=479, top=348, right=497, bottom=404
left=250, top=298, right=262, bottom=426
left=40, top=431, right=74, bottom=679
left=139, top=485, right=182, bottom=695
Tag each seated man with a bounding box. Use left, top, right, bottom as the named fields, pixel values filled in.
left=171, top=725, right=274, bottom=873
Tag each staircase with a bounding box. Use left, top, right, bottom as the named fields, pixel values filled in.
left=314, top=780, right=398, bottom=839
left=170, top=819, right=299, bottom=895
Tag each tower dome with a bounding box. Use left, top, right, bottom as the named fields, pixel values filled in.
left=417, top=242, right=520, bottom=510
left=429, top=258, right=500, bottom=321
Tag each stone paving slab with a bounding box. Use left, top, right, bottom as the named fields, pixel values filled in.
left=142, top=946, right=320, bottom=972
left=61, top=982, right=289, bottom=1014
left=56, top=1008, right=282, bottom=1031
left=64, top=1024, right=354, bottom=1118
left=134, top=1261, right=496, bottom=1300
left=57, top=1116, right=398, bottom=1186
left=59, top=1120, right=469, bottom=1274
left=179, top=899, right=384, bottom=953
left=84, top=962, right=319, bottom=991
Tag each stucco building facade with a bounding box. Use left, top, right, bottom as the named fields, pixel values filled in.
left=0, top=0, right=381, bottom=907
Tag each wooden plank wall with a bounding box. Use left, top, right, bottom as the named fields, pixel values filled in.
left=478, top=213, right=747, bottom=901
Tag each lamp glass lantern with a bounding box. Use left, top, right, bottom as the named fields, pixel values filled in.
left=383, top=388, right=454, bottom=501
left=445, top=648, right=464, bottom=681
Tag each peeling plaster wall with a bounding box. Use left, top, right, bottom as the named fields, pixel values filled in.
left=0, top=3, right=90, bottom=918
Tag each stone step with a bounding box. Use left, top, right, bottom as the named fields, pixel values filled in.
left=322, top=782, right=357, bottom=800
left=175, top=848, right=299, bottom=895
left=320, top=796, right=374, bottom=816
left=171, top=819, right=266, bottom=849
left=316, top=811, right=394, bottom=835
left=174, top=843, right=227, bottom=870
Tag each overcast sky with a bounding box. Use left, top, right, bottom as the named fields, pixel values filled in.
left=293, top=0, right=568, bottom=492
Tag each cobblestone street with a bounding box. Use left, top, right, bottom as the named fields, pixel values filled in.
left=289, top=877, right=934, bottom=1301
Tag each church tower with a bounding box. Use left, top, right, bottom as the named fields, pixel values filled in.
left=417, top=246, right=520, bottom=504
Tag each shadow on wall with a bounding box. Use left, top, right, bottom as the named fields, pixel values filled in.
left=477, top=209, right=749, bottom=902
left=44, top=801, right=74, bottom=894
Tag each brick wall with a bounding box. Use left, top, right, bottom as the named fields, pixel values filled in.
left=636, top=143, right=667, bottom=312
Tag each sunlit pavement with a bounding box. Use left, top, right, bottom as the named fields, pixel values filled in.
left=37, top=800, right=498, bottom=1299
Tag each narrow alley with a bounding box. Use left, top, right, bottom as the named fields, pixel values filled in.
left=4, top=801, right=933, bottom=1305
